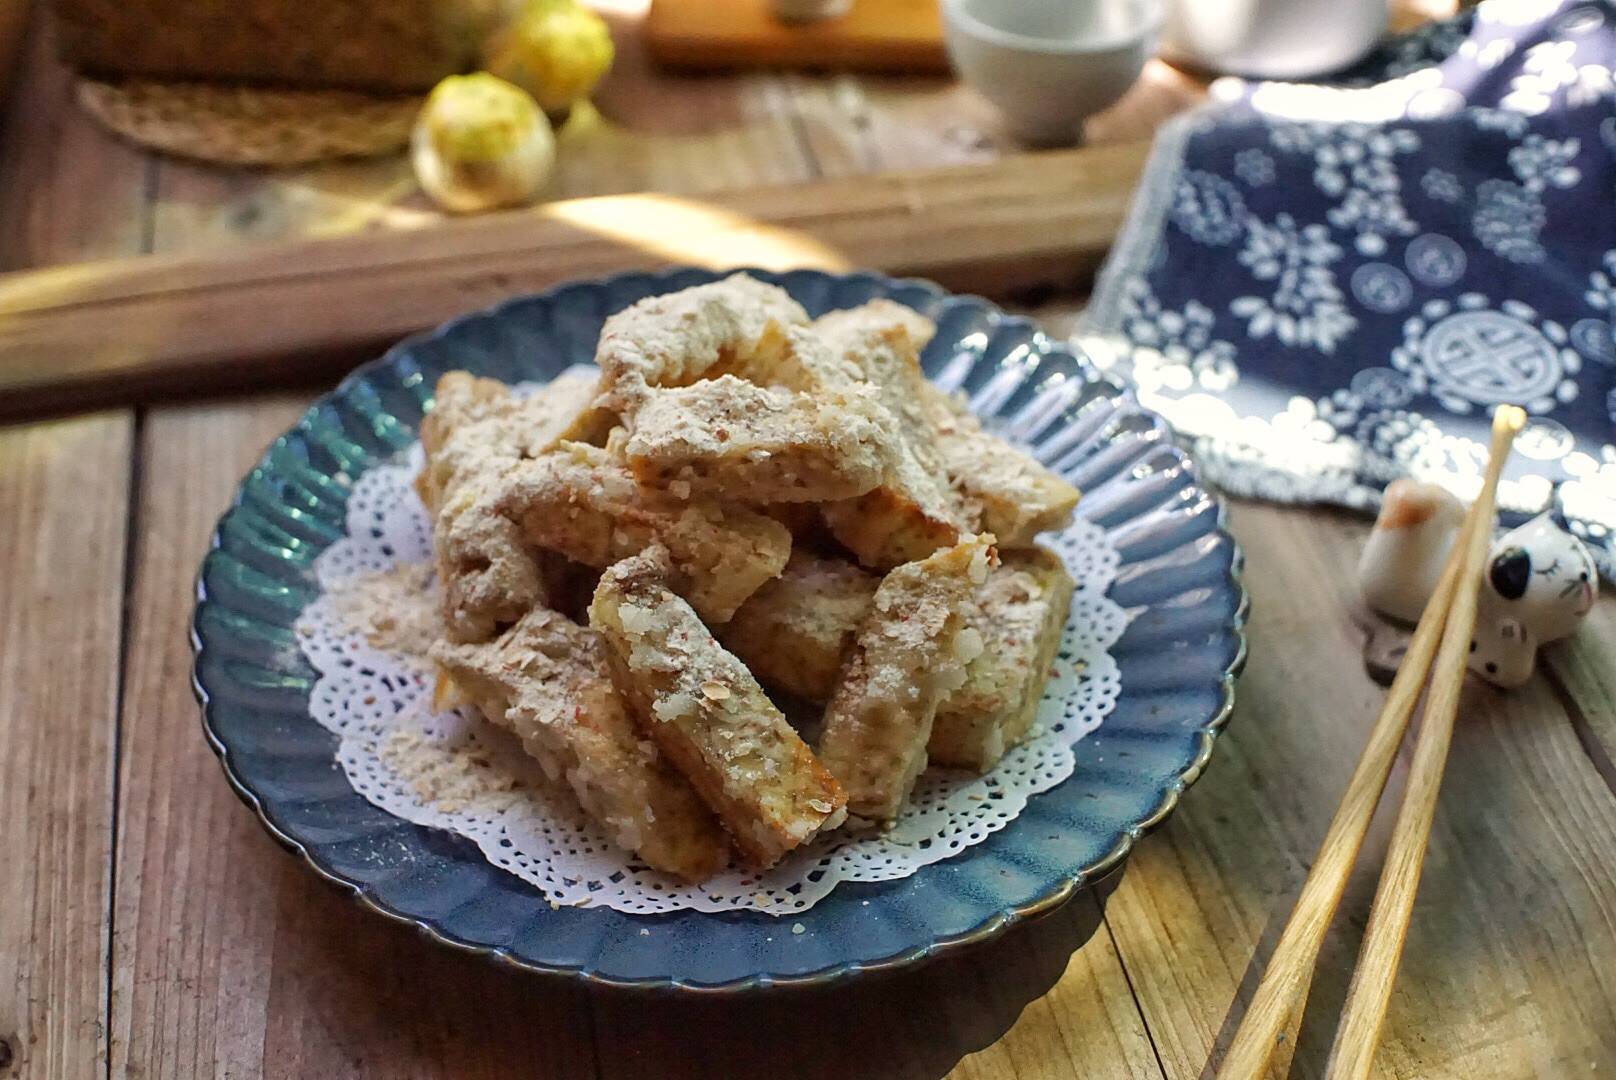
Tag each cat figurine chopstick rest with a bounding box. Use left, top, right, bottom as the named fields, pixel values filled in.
left=1359, top=479, right=1598, bottom=687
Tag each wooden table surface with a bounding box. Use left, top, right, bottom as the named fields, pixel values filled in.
left=4, top=3, right=1614, bottom=1079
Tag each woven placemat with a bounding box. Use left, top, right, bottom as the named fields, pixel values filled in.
left=78, top=79, right=424, bottom=166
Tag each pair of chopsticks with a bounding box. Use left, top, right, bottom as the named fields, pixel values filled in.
left=1216, top=404, right=1527, bottom=1080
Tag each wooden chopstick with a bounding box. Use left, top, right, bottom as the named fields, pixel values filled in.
left=1215, top=404, right=1525, bottom=1080
left=1323, top=406, right=1527, bottom=1079
left=1213, top=515, right=1476, bottom=1079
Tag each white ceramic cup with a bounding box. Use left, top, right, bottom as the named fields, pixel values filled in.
left=942, top=0, right=1164, bottom=146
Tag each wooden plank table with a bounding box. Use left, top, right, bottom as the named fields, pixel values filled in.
left=3, top=4, right=1613, bottom=1078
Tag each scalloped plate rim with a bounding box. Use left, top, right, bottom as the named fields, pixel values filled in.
left=190, top=266, right=1250, bottom=993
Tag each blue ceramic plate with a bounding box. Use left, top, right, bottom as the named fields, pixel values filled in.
left=192, top=268, right=1248, bottom=992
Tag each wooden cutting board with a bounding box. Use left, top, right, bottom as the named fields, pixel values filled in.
left=646, top=0, right=950, bottom=73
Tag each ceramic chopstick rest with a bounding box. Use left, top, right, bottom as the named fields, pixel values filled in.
left=1359, top=479, right=1598, bottom=687
left=1358, top=480, right=1467, bottom=625
left=1472, top=514, right=1599, bottom=686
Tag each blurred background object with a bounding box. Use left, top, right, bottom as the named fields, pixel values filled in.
left=1082, top=0, right=1616, bottom=584
left=44, top=0, right=613, bottom=170
left=74, top=79, right=425, bottom=166
left=52, top=0, right=501, bottom=93
left=1160, top=0, right=1388, bottom=78
left=771, top=0, right=854, bottom=23
left=646, top=0, right=950, bottom=72
left=0, top=0, right=27, bottom=108
left=411, top=72, right=556, bottom=212
left=484, top=0, right=615, bottom=121
left=941, top=0, right=1163, bottom=145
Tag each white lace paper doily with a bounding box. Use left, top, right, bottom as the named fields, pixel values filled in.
left=298, top=444, right=1127, bottom=916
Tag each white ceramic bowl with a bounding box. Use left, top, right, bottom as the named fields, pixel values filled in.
left=942, top=0, right=1164, bottom=146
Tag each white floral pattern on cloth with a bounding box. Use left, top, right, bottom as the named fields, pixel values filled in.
left=1572, top=317, right=1616, bottom=365
left=1459, top=34, right=1519, bottom=70
left=1508, top=134, right=1583, bottom=190
left=1269, top=122, right=1422, bottom=255
left=1472, top=179, right=1547, bottom=263
left=1118, top=276, right=1240, bottom=392
left=1580, top=250, right=1616, bottom=366
left=1234, top=148, right=1276, bottom=186
left=1482, top=0, right=1563, bottom=29
left=1502, top=25, right=1616, bottom=113
left=297, top=443, right=1129, bottom=916
left=1587, top=249, right=1616, bottom=313
left=1504, top=40, right=1583, bottom=113
left=1455, top=134, right=1585, bottom=265
left=1245, top=66, right=1458, bottom=125
left=1377, top=15, right=1472, bottom=78
left=1169, top=169, right=1247, bottom=245
left=1231, top=213, right=1357, bottom=351
left=1082, top=0, right=1616, bottom=582
left=1421, top=167, right=1464, bottom=201
left=1471, top=105, right=1532, bottom=137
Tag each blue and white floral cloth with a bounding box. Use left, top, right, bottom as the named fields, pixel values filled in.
left=1082, top=0, right=1616, bottom=580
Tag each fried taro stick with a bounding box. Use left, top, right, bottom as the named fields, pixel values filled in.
left=817, top=535, right=996, bottom=820
left=590, top=546, right=847, bottom=868
left=433, top=606, right=730, bottom=882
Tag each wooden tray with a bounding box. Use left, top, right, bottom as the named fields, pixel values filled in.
left=0, top=141, right=1147, bottom=418
left=646, top=0, right=949, bottom=73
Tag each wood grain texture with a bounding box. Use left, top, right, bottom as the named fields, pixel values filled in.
left=787, top=73, right=1012, bottom=179
left=550, top=89, right=814, bottom=198
left=1107, top=502, right=1616, bottom=1079
left=0, top=412, right=132, bottom=1079
left=0, top=141, right=1148, bottom=418
left=948, top=906, right=1164, bottom=1080
left=1323, top=410, right=1522, bottom=1080
left=0, top=14, right=150, bottom=1079
left=1221, top=412, right=1520, bottom=1080
left=0, top=0, right=31, bottom=117
left=147, top=155, right=430, bottom=256
left=787, top=57, right=1206, bottom=182
left=106, top=399, right=602, bottom=1080
left=590, top=893, right=1161, bottom=1080
left=1214, top=503, right=1479, bottom=1080
left=0, top=14, right=150, bottom=270
left=108, top=397, right=298, bottom=1080
left=545, top=7, right=815, bottom=199
left=1543, top=602, right=1616, bottom=796
left=1083, top=60, right=1210, bottom=147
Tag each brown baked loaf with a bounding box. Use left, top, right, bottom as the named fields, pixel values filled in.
left=54, top=0, right=494, bottom=93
